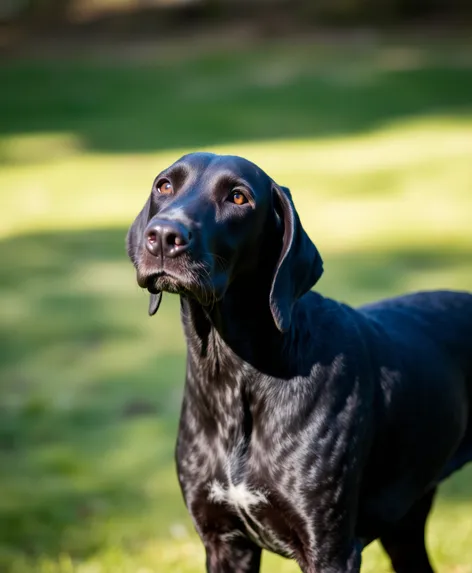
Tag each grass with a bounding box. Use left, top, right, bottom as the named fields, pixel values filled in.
left=1, top=35, right=472, bottom=573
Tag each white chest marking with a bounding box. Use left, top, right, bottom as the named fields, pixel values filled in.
left=208, top=480, right=268, bottom=546
left=208, top=479, right=294, bottom=558
left=208, top=480, right=268, bottom=510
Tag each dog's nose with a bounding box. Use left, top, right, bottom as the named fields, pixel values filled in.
left=145, top=220, right=192, bottom=258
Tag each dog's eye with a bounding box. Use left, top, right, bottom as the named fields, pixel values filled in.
left=229, top=190, right=248, bottom=206
left=157, top=181, right=173, bottom=195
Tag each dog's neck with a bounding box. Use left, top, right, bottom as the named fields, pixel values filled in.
left=178, top=281, right=286, bottom=441
left=177, top=280, right=326, bottom=448
left=180, top=276, right=287, bottom=379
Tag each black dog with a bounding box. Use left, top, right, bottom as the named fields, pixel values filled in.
left=127, top=152, right=472, bottom=573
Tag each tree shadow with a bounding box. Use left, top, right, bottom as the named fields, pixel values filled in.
left=1, top=42, right=471, bottom=157
left=0, top=226, right=471, bottom=568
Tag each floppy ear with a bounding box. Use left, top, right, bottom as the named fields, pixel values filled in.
left=269, top=184, right=323, bottom=332
left=126, top=196, right=162, bottom=317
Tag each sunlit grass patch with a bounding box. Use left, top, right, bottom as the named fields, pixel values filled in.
left=1, top=115, right=472, bottom=251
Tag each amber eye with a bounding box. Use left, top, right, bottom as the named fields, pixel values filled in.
left=230, top=190, right=248, bottom=205
left=157, top=181, right=173, bottom=195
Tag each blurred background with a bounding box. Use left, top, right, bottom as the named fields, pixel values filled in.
left=1, top=1, right=472, bottom=572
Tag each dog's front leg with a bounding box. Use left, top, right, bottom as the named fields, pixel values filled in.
left=299, top=539, right=362, bottom=573
left=204, top=535, right=262, bottom=573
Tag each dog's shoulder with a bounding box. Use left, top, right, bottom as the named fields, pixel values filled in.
left=291, top=290, right=376, bottom=375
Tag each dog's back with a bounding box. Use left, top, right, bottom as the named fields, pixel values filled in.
left=360, top=290, right=472, bottom=369
left=359, top=290, right=472, bottom=486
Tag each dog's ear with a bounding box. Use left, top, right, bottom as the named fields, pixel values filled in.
left=126, top=196, right=162, bottom=317
left=269, top=184, right=323, bottom=332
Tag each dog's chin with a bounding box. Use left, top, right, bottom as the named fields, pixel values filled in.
left=153, top=274, right=185, bottom=295
left=138, top=270, right=186, bottom=295
left=137, top=269, right=219, bottom=306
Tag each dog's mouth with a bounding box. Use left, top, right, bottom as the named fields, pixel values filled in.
left=138, top=269, right=187, bottom=295
left=137, top=264, right=220, bottom=307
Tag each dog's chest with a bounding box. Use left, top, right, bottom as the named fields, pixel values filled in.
left=204, top=447, right=297, bottom=558
left=179, top=365, right=301, bottom=557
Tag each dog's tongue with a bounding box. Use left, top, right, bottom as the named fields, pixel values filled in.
left=148, top=292, right=162, bottom=316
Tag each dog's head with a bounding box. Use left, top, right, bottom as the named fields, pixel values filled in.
left=127, top=152, right=323, bottom=331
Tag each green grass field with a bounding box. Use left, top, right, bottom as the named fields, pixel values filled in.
left=1, top=36, right=472, bottom=573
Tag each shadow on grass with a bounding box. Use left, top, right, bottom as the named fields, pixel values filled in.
left=1, top=43, right=472, bottom=158
left=0, top=226, right=471, bottom=568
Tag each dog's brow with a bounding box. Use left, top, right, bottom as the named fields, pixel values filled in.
left=157, top=164, right=189, bottom=187
left=210, top=171, right=255, bottom=194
